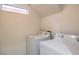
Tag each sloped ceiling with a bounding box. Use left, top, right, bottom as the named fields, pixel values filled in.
left=30, top=4, right=64, bottom=17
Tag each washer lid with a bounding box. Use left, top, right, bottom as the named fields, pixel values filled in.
left=40, top=39, right=72, bottom=55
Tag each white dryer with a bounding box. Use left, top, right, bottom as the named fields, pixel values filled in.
left=26, top=32, right=50, bottom=55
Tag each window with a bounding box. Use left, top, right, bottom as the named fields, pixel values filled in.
left=1, top=5, right=29, bottom=14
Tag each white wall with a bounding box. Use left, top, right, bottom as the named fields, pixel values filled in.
left=0, top=5, right=41, bottom=55
left=41, top=5, right=79, bottom=35
left=0, top=5, right=2, bottom=54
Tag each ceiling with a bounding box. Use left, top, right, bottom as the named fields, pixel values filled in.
left=30, top=4, right=64, bottom=17
left=0, top=4, right=64, bottom=17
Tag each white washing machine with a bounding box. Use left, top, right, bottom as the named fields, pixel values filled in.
left=40, top=33, right=72, bottom=55
left=26, top=32, right=50, bottom=55
left=40, top=39, right=72, bottom=55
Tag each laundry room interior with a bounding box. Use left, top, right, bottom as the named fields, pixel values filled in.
left=0, top=4, right=79, bottom=55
